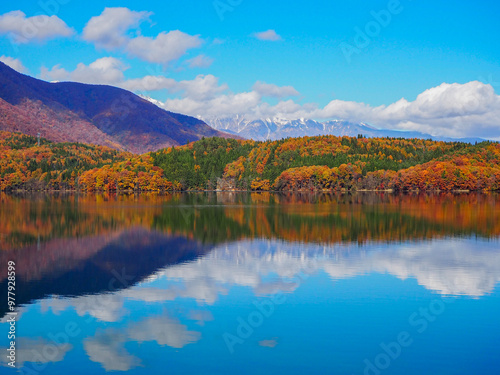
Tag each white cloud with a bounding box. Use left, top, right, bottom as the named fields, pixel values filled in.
left=127, top=30, right=203, bottom=65
left=176, top=74, right=228, bottom=100
left=161, top=80, right=500, bottom=139
left=166, top=91, right=262, bottom=118
left=40, top=57, right=127, bottom=85
left=312, top=81, right=500, bottom=139
left=186, top=54, right=214, bottom=68
left=120, top=74, right=227, bottom=100
left=0, top=10, right=74, bottom=44
left=83, top=7, right=151, bottom=50
left=120, top=75, right=178, bottom=92
left=253, top=81, right=299, bottom=98
left=253, top=29, right=282, bottom=41
left=0, top=55, right=28, bottom=73
left=82, top=8, right=202, bottom=65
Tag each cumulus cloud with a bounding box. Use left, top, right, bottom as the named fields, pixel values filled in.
left=369, top=81, right=500, bottom=138
left=161, top=80, right=500, bottom=139
left=120, top=74, right=228, bottom=100
left=176, top=74, right=229, bottom=100
left=40, top=57, right=127, bottom=85
left=0, top=55, right=27, bottom=73
left=0, top=10, right=74, bottom=44
left=120, top=75, right=178, bottom=92
left=126, top=31, right=202, bottom=65
left=253, top=29, right=282, bottom=41
left=253, top=81, right=299, bottom=98
left=186, top=54, right=214, bottom=68
left=166, top=91, right=262, bottom=118
left=83, top=7, right=151, bottom=50
left=82, top=8, right=202, bottom=65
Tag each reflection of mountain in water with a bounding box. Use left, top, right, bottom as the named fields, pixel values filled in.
left=0, top=228, right=213, bottom=318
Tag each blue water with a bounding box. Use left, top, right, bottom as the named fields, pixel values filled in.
left=2, top=237, right=500, bottom=374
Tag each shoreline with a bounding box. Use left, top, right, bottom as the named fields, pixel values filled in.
left=2, top=188, right=494, bottom=194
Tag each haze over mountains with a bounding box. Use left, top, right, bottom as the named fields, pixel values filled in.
left=0, top=62, right=231, bottom=153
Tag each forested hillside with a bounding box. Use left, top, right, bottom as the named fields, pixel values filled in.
left=1, top=131, right=499, bottom=192
left=0, top=61, right=232, bottom=153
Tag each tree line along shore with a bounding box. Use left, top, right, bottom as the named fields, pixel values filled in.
left=1, top=131, right=499, bottom=192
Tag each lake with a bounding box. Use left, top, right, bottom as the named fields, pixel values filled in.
left=1, top=192, right=499, bottom=374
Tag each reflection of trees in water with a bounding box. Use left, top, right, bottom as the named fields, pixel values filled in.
left=1, top=192, right=500, bottom=250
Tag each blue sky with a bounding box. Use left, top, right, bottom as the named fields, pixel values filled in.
left=1, top=0, right=500, bottom=138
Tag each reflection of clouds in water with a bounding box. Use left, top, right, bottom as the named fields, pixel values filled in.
left=316, top=240, right=500, bottom=296
left=40, top=238, right=500, bottom=324
left=188, top=310, right=214, bottom=326
left=0, top=337, right=72, bottom=368
left=41, top=293, right=126, bottom=322
left=156, top=238, right=500, bottom=297
left=84, top=329, right=140, bottom=372
left=123, top=282, right=227, bottom=304
left=349, top=241, right=500, bottom=297
left=129, top=315, right=201, bottom=348
left=84, top=315, right=200, bottom=371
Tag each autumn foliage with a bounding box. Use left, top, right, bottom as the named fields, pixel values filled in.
left=1, top=131, right=499, bottom=192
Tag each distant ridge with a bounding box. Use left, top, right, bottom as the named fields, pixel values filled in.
left=200, top=115, right=486, bottom=144
left=0, top=62, right=234, bottom=153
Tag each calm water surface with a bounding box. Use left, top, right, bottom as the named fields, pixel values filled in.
left=1, top=192, right=499, bottom=374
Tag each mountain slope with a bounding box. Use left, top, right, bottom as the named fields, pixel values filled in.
left=0, top=62, right=231, bottom=153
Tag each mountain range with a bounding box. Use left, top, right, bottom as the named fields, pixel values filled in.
left=0, top=62, right=231, bottom=153
left=140, top=96, right=485, bottom=143
left=200, top=115, right=486, bottom=143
